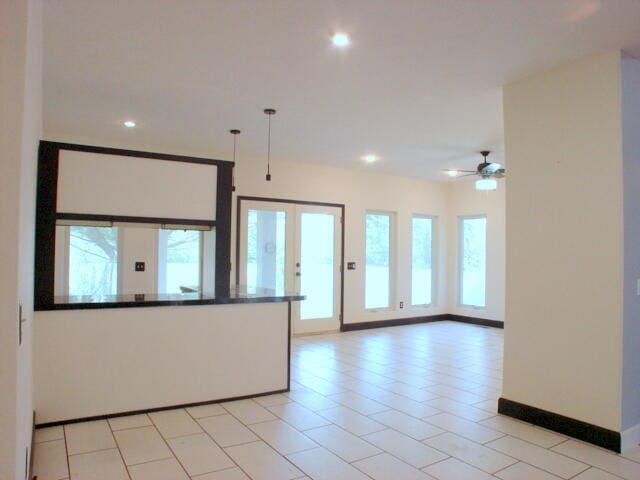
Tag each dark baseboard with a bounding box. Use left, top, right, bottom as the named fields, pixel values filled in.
left=498, top=397, right=621, bottom=453
left=341, top=314, right=449, bottom=332
left=448, top=314, right=504, bottom=329
left=35, top=388, right=288, bottom=429
left=341, top=313, right=502, bottom=332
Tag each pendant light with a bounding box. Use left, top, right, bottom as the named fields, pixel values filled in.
left=263, top=108, right=276, bottom=181
left=229, top=129, right=241, bottom=192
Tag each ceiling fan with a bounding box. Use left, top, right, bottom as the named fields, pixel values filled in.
left=444, top=150, right=505, bottom=191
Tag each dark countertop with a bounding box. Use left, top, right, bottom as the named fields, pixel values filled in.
left=38, top=286, right=305, bottom=311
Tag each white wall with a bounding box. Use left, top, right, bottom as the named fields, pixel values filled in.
left=233, top=158, right=451, bottom=325
left=0, top=1, right=42, bottom=479
left=502, top=52, right=624, bottom=431
left=57, top=149, right=218, bottom=220
left=621, top=54, right=640, bottom=436
left=447, top=178, right=506, bottom=321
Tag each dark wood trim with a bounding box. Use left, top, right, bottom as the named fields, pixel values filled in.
left=237, top=195, right=344, bottom=209
left=40, top=140, right=233, bottom=167
left=34, top=141, right=59, bottom=309
left=235, top=195, right=346, bottom=326
left=35, top=389, right=288, bottom=429
left=341, top=314, right=450, bottom=331
left=215, top=163, right=233, bottom=297
left=34, top=140, right=234, bottom=309
left=56, top=212, right=216, bottom=228
left=498, top=397, right=621, bottom=453
left=448, top=314, right=504, bottom=329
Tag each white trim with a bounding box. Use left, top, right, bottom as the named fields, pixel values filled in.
left=621, top=422, right=640, bottom=453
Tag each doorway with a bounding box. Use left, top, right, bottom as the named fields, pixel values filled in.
left=237, top=197, right=344, bottom=334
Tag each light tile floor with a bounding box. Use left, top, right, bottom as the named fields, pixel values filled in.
left=33, top=321, right=640, bottom=480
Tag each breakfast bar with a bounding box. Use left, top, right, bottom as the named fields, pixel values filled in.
left=34, top=288, right=303, bottom=425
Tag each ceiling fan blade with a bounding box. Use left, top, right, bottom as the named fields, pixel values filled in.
left=441, top=169, right=476, bottom=173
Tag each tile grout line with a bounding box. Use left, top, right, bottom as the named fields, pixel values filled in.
left=105, top=419, right=133, bottom=480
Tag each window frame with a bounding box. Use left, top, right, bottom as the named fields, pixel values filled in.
left=410, top=214, right=437, bottom=308
left=364, top=210, right=395, bottom=312
left=458, top=214, right=488, bottom=309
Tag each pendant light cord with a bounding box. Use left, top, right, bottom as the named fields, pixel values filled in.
left=267, top=113, right=271, bottom=176
left=229, top=129, right=241, bottom=192
left=263, top=108, right=276, bottom=181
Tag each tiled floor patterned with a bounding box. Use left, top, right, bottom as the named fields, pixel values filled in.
left=33, top=321, right=640, bottom=480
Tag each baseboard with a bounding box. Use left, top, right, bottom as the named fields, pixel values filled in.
left=448, top=314, right=504, bottom=329
left=35, top=388, right=288, bottom=429
left=621, top=422, right=640, bottom=453
left=341, top=313, right=502, bottom=332
left=498, top=397, right=621, bottom=453
left=341, top=314, right=449, bottom=331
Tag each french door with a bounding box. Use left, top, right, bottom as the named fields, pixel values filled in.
left=238, top=200, right=342, bottom=334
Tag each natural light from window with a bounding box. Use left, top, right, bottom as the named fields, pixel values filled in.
left=300, top=212, right=335, bottom=320
left=68, top=226, right=119, bottom=296
left=411, top=216, right=433, bottom=305
left=365, top=212, right=392, bottom=309
left=460, top=216, right=486, bottom=307
left=158, top=229, right=202, bottom=294
left=246, top=209, right=286, bottom=294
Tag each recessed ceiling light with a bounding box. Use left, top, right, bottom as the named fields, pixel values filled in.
left=363, top=154, right=377, bottom=163
left=123, top=120, right=136, bottom=128
left=446, top=169, right=459, bottom=177
left=332, top=33, right=350, bottom=47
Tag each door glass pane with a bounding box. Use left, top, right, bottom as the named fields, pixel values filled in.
left=69, top=226, right=118, bottom=296
left=461, top=217, right=486, bottom=307
left=365, top=213, right=391, bottom=309
left=158, top=229, right=202, bottom=294
left=247, top=209, right=286, bottom=294
left=411, top=217, right=433, bottom=305
left=300, top=213, right=334, bottom=320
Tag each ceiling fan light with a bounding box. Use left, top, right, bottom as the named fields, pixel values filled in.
left=446, top=169, right=459, bottom=177
left=475, top=178, right=497, bottom=191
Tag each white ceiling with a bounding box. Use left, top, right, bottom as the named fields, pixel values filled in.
left=43, top=0, right=640, bottom=180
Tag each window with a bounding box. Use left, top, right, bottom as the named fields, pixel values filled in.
left=365, top=212, right=393, bottom=309
left=68, top=226, right=119, bottom=296
left=411, top=215, right=434, bottom=305
left=158, top=229, right=203, bottom=294
left=300, top=212, right=335, bottom=320
left=459, top=216, right=487, bottom=307
left=246, top=209, right=287, bottom=293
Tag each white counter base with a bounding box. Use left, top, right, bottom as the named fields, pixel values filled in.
left=34, top=302, right=289, bottom=424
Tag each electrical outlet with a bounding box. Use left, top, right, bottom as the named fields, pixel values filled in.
left=135, top=262, right=145, bottom=272
left=399, top=301, right=404, bottom=309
